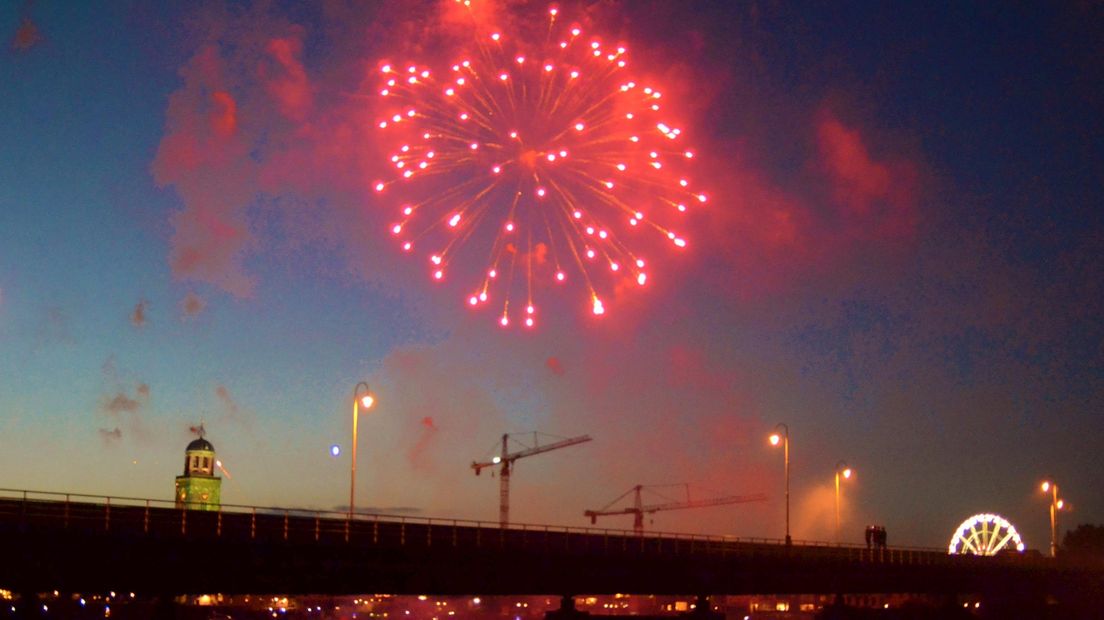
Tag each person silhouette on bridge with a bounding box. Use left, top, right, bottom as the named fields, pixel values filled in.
left=865, top=525, right=874, bottom=549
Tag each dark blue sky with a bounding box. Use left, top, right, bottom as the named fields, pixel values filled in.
left=1, top=1, right=1101, bottom=550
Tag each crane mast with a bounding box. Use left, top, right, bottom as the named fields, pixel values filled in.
left=472, top=432, right=592, bottom=528
left=499, top=434, right=509, bottom=528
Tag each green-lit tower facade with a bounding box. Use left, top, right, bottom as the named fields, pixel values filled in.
left=175, top=433, right=221, bottom=511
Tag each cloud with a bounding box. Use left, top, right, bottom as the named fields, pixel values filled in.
left=152, top=42, right=259, bottom=297
left=146, top=0, right=934, bottom=323
left=11, top=18, right=40, bottom=52
left=103, top=392, right=140, bottom=414
left=131, top=300, right=148, bottom=327
left=149, top=5, right=369, bottom=299
left=98, top=381, right=151, bottom=445
left=685, top=109, right=924, bottom=306
left=792, top=484, right=839, bottom=542
left=815, top=112, right=919, bottom=241
left=343, top=324, right=777, bottom=529
left=372, top=341, right=508, bottom=461
left=215, top=384, right=238, bottom=414
left=181, top=291, right=206, bottom=318
left=259, top=33, right=313, bottom=121
left=545, top=356, right=565, bottom=376
left=213, top=383, right=255, bottom=431
left=147, top=1, right=502, bottom=300
left=98, top=427, right=123, bottom=443
left=35, top=306, right=74, bottom=348
left=406, top=416, right=439, bottom=472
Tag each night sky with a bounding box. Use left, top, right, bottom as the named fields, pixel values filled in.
left=1, top=1, right=1101, bottom=552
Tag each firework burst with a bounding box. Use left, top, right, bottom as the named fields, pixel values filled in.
left=374, top=4, right=706, bottom=328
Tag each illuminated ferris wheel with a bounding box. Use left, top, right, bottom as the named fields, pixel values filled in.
left=948, top=513, right=1025, bottom=555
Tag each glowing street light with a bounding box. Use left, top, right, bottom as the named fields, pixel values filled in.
left=768, top=423, right=791, bottom=545
left=350, top=382, right=375, bottom=518
left=834, top=461, right=853, bottom=543
left=1040, top=478, right=1065, bottom=558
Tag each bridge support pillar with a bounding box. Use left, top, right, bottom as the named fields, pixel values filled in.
left=545, top=595, right=589, bottom=619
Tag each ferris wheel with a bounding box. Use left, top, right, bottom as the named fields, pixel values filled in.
left=948, top=513, right=1026, bottom=555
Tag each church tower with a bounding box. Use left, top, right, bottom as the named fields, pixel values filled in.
left=175, top=428, right=221, bottom=511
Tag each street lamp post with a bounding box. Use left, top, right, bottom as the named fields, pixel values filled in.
left=349, top=382, right=375, bottom=518
left=1041, top=480, right=1064, bottom=558
left=834, top=461, right=853, bottom=543
left=769, top=423, right=791, bottom=545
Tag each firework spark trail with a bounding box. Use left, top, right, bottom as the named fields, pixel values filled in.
left=216, top=459, right=233, bottom=479
left=374, top=4, right=707, bottom=328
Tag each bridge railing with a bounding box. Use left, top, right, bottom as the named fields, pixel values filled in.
left=0, top=487, right=1039, bottom=569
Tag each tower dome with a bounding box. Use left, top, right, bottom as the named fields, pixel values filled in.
left=186, top=437, right=215, bottom=452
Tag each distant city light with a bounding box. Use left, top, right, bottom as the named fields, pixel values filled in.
left=330, top=445, right=341, bottom=457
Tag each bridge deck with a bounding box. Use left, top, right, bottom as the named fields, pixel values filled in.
left=0, top=488, right=1085, bottom=600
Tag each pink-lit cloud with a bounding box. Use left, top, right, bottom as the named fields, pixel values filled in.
left=152, top=43, right=258, bottom=297
left=141, top=2, right=943, bottom=535
left=816, top=112, right=919, bottom=241
left=406, top=416, right=439, bottom=472
left=11, top=18, right=40, bottom=52
left=681, top=110, right=924, bottom=307
left=215, top=384, right=238, bottom=413
left=341, top=323, right=778, bottom=530
left=259, top=33, right=313, bottom=122
left=181, top=291, right=206, bottom=318
left=545, top=356, right=565, bottom=376
left=131, top=300, right=148, bottom=327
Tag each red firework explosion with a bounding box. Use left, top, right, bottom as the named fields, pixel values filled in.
left=374, top=4, right=706, bottom=329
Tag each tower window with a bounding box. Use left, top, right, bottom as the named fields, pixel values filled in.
left=202, top=456, right=209, bottom=471
left=192, top=456, right=200, bottom=470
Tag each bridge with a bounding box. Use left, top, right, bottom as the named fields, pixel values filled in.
left=1, top=489, right=1101, bottom=617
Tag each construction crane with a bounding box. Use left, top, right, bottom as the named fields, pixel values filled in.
left=584, top=484, right=767, bottom=534
left=472, top=432, right=592, bottom=528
